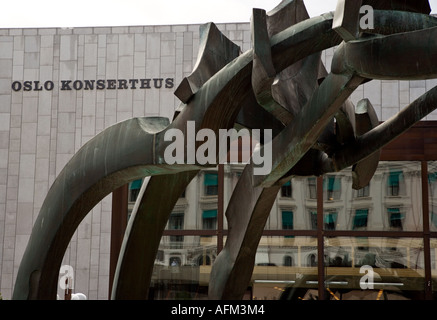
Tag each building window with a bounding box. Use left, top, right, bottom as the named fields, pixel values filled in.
left=156, top=250, right=164, bottom=263
left=283, top=255, right=293, bottom=266
left=307, top=254, right=317, bottom=267
left=324, top=176, right=341, bottom=200
left=169, top=212, right=184, bottom=230
left=202, top=209, right=217, bottom=231
left=204, top=172, right=218, bottom=196
left=282, top=210, right=293, bottom=230
left=129, top=179, right=142, bottom=202
left=311, top=211, right=338, bottom=230
left=197, top=254, right=211, bottom=266
left=353, top=209, right=369, bottom=230
left=281, top=180, right=292, bottom=197
left=428, top=172, right=437, bottom=194
left=387, top=171, right=403, bottom=196
left=431, top=212, right=437, bottom=229
left=282, top=210, right=293, bottom=238
left=170, top=236, right=183, bottom=248
left=310, top=211, right=318, bottom=230
left=308, top=178, right=317, bottom=199
left=356, top=184, right=370, bottom=197
left=170, top=257, right=181, bottom=266
left=388, top=207, right=403, bottom=230
left=324, top=211, right=338, bottom=231
left=169, top=212, right=184, bottom=248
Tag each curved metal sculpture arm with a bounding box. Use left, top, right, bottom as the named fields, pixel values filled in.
left=254, top=71, right=364, bottom=187
left=174, top=23, right=240, bottom=103
left=332, top=26, right=437, bottom=80
left=257, top=12, right=437, bottom=187
left=111, top=171, right=198, bottom=299
left=269, top=12, right=340, bottom=73
left=209, top=2, right=334, bottom=299
left=369, top=10, right=437, bottom=35
left=12, top=117, right=201, bottom=299
left=209, top=162, right=280, bottom=299
left=332, top=85, right=437, bottom=172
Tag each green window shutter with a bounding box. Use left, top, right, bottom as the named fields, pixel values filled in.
left=353, top=209, right=368, bottom=229
left=428, top=173, right=437, bottom=183
left=324, top=212, right=338, bottom=224
left=204, top=173, right=218, bottom=186
left=388, top=207, right=402, bottom=219
left=282, top=211, right=293, bottom=229
left=388, top=207, right=400, bottom=214
left=202, top=209, right=217, bottom=219
left=129, top=179, right=142, bottom=190
left=388, top=171, right=403, bottom=186
left=324, top=177, right=340, bottom=191
left=388, top=207, right=404, bottom=229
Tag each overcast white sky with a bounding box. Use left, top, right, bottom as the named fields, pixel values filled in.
left=1, top=0, right=436, bottom=28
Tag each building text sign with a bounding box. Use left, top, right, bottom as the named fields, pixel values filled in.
left=11, top=78, right=175, bottom=92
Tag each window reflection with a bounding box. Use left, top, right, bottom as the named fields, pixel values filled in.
left=202, top=209, right=217, bottom=232
left=168, top=212, right=184, bottom=249
left=147, top=161, right=434, bottom=300
left=321, top=237, right=425, bottom=300
left=353, top=209, right=368, bottom=230
left=324, top=176, right=341, bottom=201
left=251, top=237, right=427, bottom=300
left=150, top=236, right=217, bottom=300
left=281, top=180, right=292, bottom=198
left=204, top=172, right=218, bottom=196
left=387, top=170, right=404, bottom=196
left=431, top=239, right=437, bottom=297
left=308, top=177, right=317, bottom=199
left=356, top=184, right=370, bottom=198
left=323, top=161, right=422, bottom=231
left=252, top=237, right=318, bottom=300
left=388, top=207, right=403, bottom=231
left=428, top=162, right=437, bottom=232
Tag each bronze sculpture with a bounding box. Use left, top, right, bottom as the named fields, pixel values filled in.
left=12, top=0, right=437, bottom=299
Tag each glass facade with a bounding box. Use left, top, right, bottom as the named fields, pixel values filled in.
left=323, top=162, right=423, bottom=232
left=323, top=237, right=425, bottom=300
left=429, top=161, right=437, bottom=232
left=252, top=236, right=318, bottom=300
left=150, top=236, right=216, bottom=300
left=429, top=162, right=437, bottom=297
left=125, top=159, right=437, bottom=300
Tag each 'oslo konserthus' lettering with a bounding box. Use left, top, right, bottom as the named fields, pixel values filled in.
left=11, top=80, right=55, bottom=92
left=11, top=78, right=174, bottom=92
